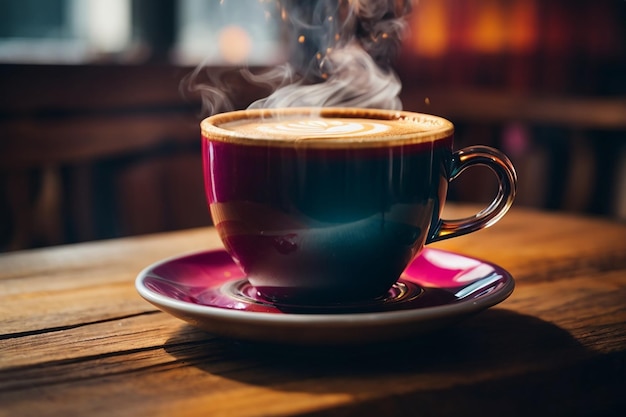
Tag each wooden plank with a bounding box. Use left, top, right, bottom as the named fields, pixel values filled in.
left=0, top=64, right=268, bottom=113
left=0, top=64, right=192, bottom=112
left=0, top=228, right=221, bottom=333
left=0, top=228, right=212, bottom=282
left=0, top=311, right=173, bottom=369
left=401, top=88, right=626, bottom=130
left=0, top=113, right=200, bottom=168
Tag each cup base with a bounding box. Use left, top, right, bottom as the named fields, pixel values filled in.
left=224, top=279, right=424, bottom=313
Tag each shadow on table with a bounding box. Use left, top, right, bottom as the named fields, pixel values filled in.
left=164, top=308, right=625, bottom=416
left=165, top=309, right=582, bottom=373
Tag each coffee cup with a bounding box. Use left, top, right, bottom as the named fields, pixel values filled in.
left=201, top=107, right=516, bottom=304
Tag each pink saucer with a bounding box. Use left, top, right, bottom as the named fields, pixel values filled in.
left=136, top=248, right=514, bottom=344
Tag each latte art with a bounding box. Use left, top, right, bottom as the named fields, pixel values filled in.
left=221, top=117, right=420, bottom=140
left=257, top=119, right=390, bottom=138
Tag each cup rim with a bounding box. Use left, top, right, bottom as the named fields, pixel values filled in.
left=201, top=107, right=454, bottom=148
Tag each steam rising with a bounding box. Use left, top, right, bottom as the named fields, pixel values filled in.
left=246, top=42, right=401, bottom=109
left=186, top=0, right=413, bottom=114
left=184, top=65, right=236, bottom=117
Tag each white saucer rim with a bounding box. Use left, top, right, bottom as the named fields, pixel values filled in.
left=135, top=248, right=515, bottom=326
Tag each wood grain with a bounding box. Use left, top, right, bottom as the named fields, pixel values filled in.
left=1, top=205, right=625, bottom=417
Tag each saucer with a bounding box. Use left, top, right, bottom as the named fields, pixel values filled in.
left=135, top=248, right=514, bottom=345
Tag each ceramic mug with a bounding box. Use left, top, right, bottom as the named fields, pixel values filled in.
left=201, top=107, right=517, bottom=304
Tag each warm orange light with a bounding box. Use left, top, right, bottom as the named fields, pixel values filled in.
left=471, top=0, right=506, bottom=54
left=410, top=0, right=449, bottom=57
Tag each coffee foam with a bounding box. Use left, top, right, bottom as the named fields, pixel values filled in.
left=221, top=117, right=430, bottom=140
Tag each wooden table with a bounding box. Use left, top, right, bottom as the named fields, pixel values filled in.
left=1, top=205, right=625, bottom=417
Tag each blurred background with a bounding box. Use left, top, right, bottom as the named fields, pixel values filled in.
left=1, top=0, right=625, bottom=251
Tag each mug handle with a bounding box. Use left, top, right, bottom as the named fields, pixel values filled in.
left=427, top=146, right=518, bottom=243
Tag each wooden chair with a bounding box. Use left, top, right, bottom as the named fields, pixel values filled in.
left=0, top=64, right=212, bottom=251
